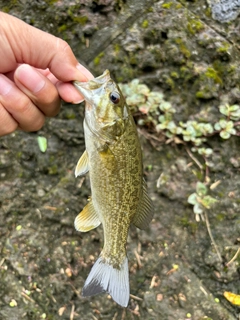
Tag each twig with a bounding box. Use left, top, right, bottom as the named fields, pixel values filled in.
left=121, top=308, right=126, bottom=320
left=21, top=292, right=35, bottom=303
left=130, top=294, right=143, bottom=301
left=70, top=304, right=75, bottom=320
left=204, top=212, right=222, bottom=263
left=199, top=286, right=208, bottom=296
left=185, top=146, right=203, bottom=171
left=112, top=312, right=118, bottom=320
left=134, top=250, right=142, bottom=268
left=226, top=247, right=240, bottom=266
left=0, top=258, right=5, bottom=267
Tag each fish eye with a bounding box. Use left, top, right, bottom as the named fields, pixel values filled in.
left=109, top=91, right=120, bottom=104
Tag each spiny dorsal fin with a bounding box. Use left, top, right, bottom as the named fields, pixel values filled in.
left=132, top=179, right=154, bottom=230
left=74, top=200, right=101, bottom=232
left=75, top=150, right=89, bottom=177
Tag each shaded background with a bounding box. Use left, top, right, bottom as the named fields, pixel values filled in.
left=0, top=0, right=239, bottom=319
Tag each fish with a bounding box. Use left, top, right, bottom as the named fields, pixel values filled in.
left=73, top=70, right=153, bottom=307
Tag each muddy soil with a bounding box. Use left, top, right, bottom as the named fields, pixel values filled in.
left=0, top=0, right=239, bottom=319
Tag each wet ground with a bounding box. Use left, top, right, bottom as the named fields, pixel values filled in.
left=0, top=0, right=240, bottom=319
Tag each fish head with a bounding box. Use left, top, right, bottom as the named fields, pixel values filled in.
left=73, top=70, right=129, bottom=141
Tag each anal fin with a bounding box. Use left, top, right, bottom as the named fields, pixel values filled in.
left=132, top=179, right=154, bottom=230
left=75, top=150, right=89, bottom=177
left=74, top=199, right=101, bottom=232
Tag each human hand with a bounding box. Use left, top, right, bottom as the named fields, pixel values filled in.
left=0, top=12, right=93, bottom=136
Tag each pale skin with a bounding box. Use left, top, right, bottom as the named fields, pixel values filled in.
left=0, top=12, right=94, bottom=137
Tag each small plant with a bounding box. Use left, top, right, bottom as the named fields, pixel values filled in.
left=119, top=79, right=240, bottom=263
left=187, top=182, right=217, bottom=221
left=119, top=79, right=240, bottom=224
left=219, top=103, right=240, bottom=120
left=214, top=119, right=236, bottom=139
left=120, top=78, right=240, bottom=158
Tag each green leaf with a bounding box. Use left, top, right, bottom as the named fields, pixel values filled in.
left=225, top=121, right=234, bottom=130
left=126, top=93, right=145, bottom=106
left=219, top=119, right=228, bottom=129
left=198, top=148, right=213, bottom=156
left=220, top=131, right=231, bottom=139
left=149, top=91, right=164, bottom=103
left=229, top=104, right=240, bottom=112
left=196, top=182, right=207, bottom=196
left=188, top=193, right=198, bottom=205
left=37, top=136, right=47, bottom=153
left=159, top=101, right=173, bottom=112
left=201, top=195, right=218, bottom=209
left=137, top=84, right=150, bottom=95
left=193, top=203, right=203, bottom=215
left=219, top=104, right=229, bottom=116
left=214, top=122, right=221, bottom=131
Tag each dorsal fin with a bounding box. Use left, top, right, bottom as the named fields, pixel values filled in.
left=132, top=179, right=154, bottom=230
left=75, top=150, right=89, bottom=177
left=74, top=199, right=101, bottom=232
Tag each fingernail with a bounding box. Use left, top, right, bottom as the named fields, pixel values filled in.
left=72, top=98, right=84, bottom=104
left=0, top=74, right=12, bottom=95
left=15, top=64, right=46, bottom=93
left=76, top=63, right=94, bottom=80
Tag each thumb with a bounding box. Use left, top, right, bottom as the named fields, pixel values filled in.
left=0, top=12, right=93, bottom=82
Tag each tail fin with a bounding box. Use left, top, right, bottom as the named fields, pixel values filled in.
left=82, top=256, right=129, bottom=307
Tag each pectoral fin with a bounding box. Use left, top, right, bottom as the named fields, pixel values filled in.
left=132, top=179, right=154, bottom=230
left=74, top=199, right=101, bottom=232
left=75, top=150, right=89, bottom=177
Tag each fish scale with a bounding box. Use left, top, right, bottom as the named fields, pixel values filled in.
left=73, top=70, right=153, bottom=307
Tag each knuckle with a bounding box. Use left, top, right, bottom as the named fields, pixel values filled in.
left=57, top=38, right=71, bottom=53
left=0, top=106, right=18, bottom=136
left=29, top=115, right=45, bottom=132
left=4, top=121, right=18, bottom=135
left=16, top=96, right=32, bottom=115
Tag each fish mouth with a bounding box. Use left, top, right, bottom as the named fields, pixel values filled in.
left=73, top=69, right=111, bottom=102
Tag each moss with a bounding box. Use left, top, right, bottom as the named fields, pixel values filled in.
left=93, top=52, right=104, bottom=66
left=65, top=112, right=76, bottom=120
left=175, top=38, right=191, bottom=59
left=176, top=3, right=183, bottom=9
left=196, top=91, right=207, bottom=99
left=216, top=42, right=231, bottom=53
left=216, top=213, right=225, bottom=221
left=48, top=165, right=58, bottom=175
left=165, top=77, right=175, bottom=89
left=16, top=152, right=22, bottom=159
left=205, top=67, right=222, bottom=85
left=162, top=2, right=173, bottom=9
left=57, top=24, right=67, bottom=33
left=170, top=71, right=179, bottom=79
left=178, top=216, right=198, bottom=233
left=187, top=19, right=204, bottom=35
left=129, top=52, right=138, bottom=65
left=116, top=76, right=124, bottom=82
left=1, top=6, right=10, bottom=12
left=73, top=16, right=88, bottom=26
left=114, top=43, right=121, bottom=54
left=18, top=172, right=23, bottom=178
left=205, top=7, right=212, bottom=17
left=45, top=0, right=58, bottom=4
left=142, top=20, right=149, bottom=28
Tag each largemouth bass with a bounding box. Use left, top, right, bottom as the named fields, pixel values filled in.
left=73, top=70, right=153, bottom=307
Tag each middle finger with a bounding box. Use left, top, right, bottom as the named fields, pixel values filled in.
left=14, top=64, right=61, bottom=117
left=0, top=74, right=45, bottom=132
